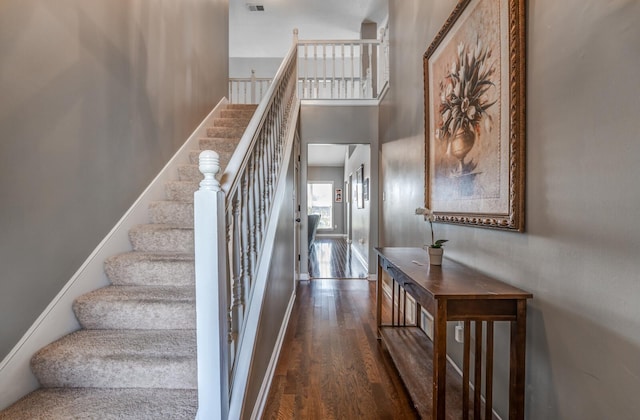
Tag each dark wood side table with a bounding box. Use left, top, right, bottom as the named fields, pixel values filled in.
left=375, top=247, right=532, bottom=419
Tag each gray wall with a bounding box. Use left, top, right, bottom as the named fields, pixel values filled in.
left=345, top=145, right=371, bottom=268
left=0, top=0, right=229, bottom=360
left=244, top=147, right=296, bottom=418
left=229, top=57, right=283, bottom=79
left=307, top=166, right=345, bottom=235
left=380, top=0, right=640, bottom=419
left=300, top=104, right=379, bottom=276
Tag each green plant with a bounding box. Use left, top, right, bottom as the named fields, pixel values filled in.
left=415, top=207, right=448, bottom=248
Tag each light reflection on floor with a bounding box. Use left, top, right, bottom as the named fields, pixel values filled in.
left=308, top=238, right=368, bottom=279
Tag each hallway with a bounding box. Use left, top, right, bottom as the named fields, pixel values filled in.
left=308, top=238, right=368, bottom=279
left=262, top=279, right=418, bottom=419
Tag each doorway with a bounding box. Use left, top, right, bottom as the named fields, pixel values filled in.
left=305, top=144, right=371, bottom=279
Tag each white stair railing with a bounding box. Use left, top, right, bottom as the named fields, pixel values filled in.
left=229, top=29, right=389, bottom=104
left=194, top=33, right=299, bottom=420
left=228, top=70, right=272, bottom=105
left=297, top=37, right=381, bottom=99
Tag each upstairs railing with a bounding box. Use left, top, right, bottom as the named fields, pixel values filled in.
left=194, top=37, right=299, bottom=419
left=229, top=28, right=389, bottom=103
left=228, top=70, right=272, bottom=105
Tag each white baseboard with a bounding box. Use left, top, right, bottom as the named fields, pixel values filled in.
left=0, top=98, right=228, bottom=410
left=351, top=244, right=368, bottom=270
left=315, top=233, right=347, bottom=238
left=250, top=290, right=296, bottom=420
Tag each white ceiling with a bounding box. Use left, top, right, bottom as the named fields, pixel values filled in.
left=230, top=0, right=388, bottom=57
left=307, top=144, right=348, bottom=167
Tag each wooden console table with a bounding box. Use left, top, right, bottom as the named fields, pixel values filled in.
left=375, top=247, right=532, bottom=419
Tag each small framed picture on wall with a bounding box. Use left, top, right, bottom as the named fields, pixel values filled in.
left=356, top=164, right=364, bottom=209
left=363, top=178, right=369, bottom=201
left=335, top=188, right=343, bottom=203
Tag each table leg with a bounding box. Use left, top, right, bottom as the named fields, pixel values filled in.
left=376, top=257, right=383, bottom=338
left=509, top=300, right=527, bottom=420
left=433, top=299, right=447, bottom=419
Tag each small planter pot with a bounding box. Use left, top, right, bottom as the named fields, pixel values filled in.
left=428, top=247, right=444, bottom=265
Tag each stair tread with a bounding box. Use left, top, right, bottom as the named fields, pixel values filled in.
left=129, top=224, right=194, bottom=253
left=76, top=285, right=194, bottom=304
left=130, top=223, right=194, bottom=232
left=0, top=388, right=197, bottom=420
left=73, top=286, right=195, bottom=330
left=107, top=251, right=194, bottom=262
left=33, top=329, right=195, bottom=360
left=31, top=330, right=196, bottom=388
left=104, top=251, right=195, bottom=287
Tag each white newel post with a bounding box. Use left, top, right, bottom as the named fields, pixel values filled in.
left=250, top=69, right=257, bottom=104
left=194, top=150, right=229, bottom=420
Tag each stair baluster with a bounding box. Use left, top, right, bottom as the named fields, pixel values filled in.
left=195, top=35, right=298, bottom=418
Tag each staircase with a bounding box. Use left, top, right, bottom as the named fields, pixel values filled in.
left=0, top=104, right=258, bottom=420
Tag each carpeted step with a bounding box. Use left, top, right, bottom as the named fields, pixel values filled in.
left=206, top=126, right=246, bottom=138
left=31, top=329, right=196, bottom=389
left=227, top=104, right=258, bottom=110
left=104, top=252, right=194, bottom=287
left=189, top=149, right=235, bottom=166
left=73, top=286, right=195, bottom=330
left=220, top=108, right=256, bottom=119
left=148, top=201, right=194, bottom=226
left=213, top=117, right=252, bottom=127
left=198, top=137, right=240, bottom=153
left=164, top=180, right=199, bottom=202
left=0, top=388, right=197, bottom=420
left=177, top=164, right=204, bottom=182
left=129, top=224, right=194, bottom=253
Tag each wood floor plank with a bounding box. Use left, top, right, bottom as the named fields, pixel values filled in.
left=309, top=238, right=368, bottom=279
left=262, top=280, right=418, bottom=419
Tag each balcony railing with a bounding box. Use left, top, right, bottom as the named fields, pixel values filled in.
left=229, top=28, right=389, bottom=103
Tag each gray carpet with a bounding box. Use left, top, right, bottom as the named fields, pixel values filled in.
left=0, top=104, right=256, bottom=419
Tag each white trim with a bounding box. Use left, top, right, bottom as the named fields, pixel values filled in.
left=301, top=99, right=379, bottom=107
left=250, top=290, right=296, bottom=420
left=367, top=273, right=377, bottom=281
left=228, top=100, right=300, bottom=419
left=315, top=233, right=347, bottom=238
left=351, top=244, right=368, bottom=270
left=298, top=273, right=311, bottom=281
left=0, top=98, right=228, bottom=410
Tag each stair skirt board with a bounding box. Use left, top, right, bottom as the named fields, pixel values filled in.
left=227, top=100, right=300, bottom=420
left=250, top=290, right=296, bottom=420
left=0, top=98, right=260, bottom=417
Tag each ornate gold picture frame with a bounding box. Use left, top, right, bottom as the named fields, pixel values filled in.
left=424, top=0, right=525, bottom=231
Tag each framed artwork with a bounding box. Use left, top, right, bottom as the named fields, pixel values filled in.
left=356, top=164, right=364, bottom=209
left=363, top=178, right=369, bottom=201
left=335, top=188, right=343, bottom=203
left=424, top=0, right=525, bottom=231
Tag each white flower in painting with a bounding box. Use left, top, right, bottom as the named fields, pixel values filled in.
left=436, top=38, right=497, bottom=143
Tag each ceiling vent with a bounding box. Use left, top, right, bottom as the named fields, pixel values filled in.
left=246, top=4, right=265, bottom=12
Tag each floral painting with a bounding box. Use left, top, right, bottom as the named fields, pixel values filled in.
left=424, top=0, right=525, bottom=231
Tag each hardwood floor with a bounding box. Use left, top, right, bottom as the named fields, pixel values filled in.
left=262, top=280, right=418, bottom=419
left=308, top=238, right=368, bottom=279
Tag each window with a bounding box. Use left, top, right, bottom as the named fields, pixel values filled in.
left=307, top=182, right=333, bottom=229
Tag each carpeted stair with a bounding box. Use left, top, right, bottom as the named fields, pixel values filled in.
left=0, top=104, right=257, bottom=420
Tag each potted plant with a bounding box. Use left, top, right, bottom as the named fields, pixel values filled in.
left=415, top=207, right=448, bottom=265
